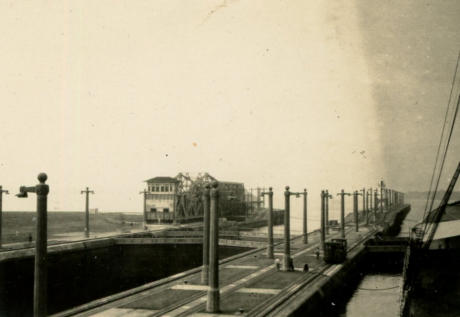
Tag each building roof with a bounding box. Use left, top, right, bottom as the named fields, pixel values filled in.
left=145, top=176, right=180, bottom=183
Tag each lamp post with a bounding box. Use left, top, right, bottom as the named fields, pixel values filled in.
left=207, top=182, right=220, bottom=313
left=201, top=185, right=211, bottom=284
left=366, top=188, right=372, bottom=225
left=0, top=186, right=9, bottom=248
left=374, top=189, right=379, bottom=224
left=81, top=187, right=95, bottom=237
left=301, top=189, right=308, bottom=244
left=17, top=173, right=49, bottom=317
left=353, top=191, right=363, bottom=232
left=325, top=190, right=333, bottom=235
left=139, top=189, right=148, bottom=226
left=261, top=187, right=274, bottom=258
left=282, top=186, right=292, bottom=271
left=336, top=190, right=351, bottom=238
left=320, top=190, right=326, bottom=252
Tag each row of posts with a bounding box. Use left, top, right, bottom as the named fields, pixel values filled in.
left=200, top=183, right=405, bottom=312
left=0, top=175, right=405, bottom=316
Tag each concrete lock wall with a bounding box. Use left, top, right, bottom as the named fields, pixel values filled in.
left=0, top=243, right=249, bottom=316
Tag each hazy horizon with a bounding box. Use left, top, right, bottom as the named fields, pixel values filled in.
left=1, top=1, right=459, bottom=215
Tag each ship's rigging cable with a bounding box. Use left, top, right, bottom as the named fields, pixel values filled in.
left=423, top=51, right=460, bottom=221
left=422, top=52, right=460, bottom=240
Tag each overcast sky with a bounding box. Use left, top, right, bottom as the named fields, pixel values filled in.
left=0, top=0, right=459, bottom=212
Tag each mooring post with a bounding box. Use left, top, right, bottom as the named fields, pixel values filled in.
left=320, top=190, right=326, bottom=253
left=201, top=185, right=211, bottom=284
left=261, top=187, right=274, bottom=258
left=282, top=186, right=293, bottom=271
left=139, top=189, right=148, bottom=226
left=207, top=182, right=219, bottom=313
left=17, top=173, right=49, bottom=317
left=81, top=187, right=94, bottom=237
left=337, top=189, right=351, bottom=239
left=0, top=186, right=9, bottom=248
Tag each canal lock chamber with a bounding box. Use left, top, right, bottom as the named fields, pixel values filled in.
left=0, top=242, right=250, bottom=316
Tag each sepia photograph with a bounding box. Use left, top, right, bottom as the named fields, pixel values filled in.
left=0, top=1, right=459, bottom=316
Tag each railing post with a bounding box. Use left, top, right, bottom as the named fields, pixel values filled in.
left=207, top=182, right=220, bottom=313
left=282, top=186, right=292, bottom=271
left=261, top=187, right=274, bottom=258
left=0, top=186, right=9, bottom=248
left=201, top=185, right=211, bottom=284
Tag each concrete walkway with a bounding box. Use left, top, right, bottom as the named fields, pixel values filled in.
left=57, top=224, right=373, bottom=317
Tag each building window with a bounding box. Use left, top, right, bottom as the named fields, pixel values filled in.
left=155, top=186, right=159, bottom=192
left=161, top=186, right=164, bottom=192
left=150, top=208, right=157, bottom=212
left=163, top=208, right=169, bottom=213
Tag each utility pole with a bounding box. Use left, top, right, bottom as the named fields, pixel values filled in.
left=0, top=186, right=9, bottom=248
left=361, top=188, right=366, bottom=223
left=201, top=185, right=211, bottom=284
left=207, top=182, right=220, bottom=313
left=81, top=187, right=95, bottom=238
left=380, top=181, right=384, bottom=214
left=17, top=173, right=49, bottom=317
left=336, top=189, right=351, bottom=238
left=139, top=189, right=148, bottom=226
left=261, top=187, right=274, bottom=258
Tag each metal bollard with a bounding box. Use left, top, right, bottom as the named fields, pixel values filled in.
left=201, top=185, right=211, bottom=284
left=0, top=186, right=9, bottom=248
left=261, top=187, right=274, bottom=258
left=207, top=182, right=220, bottom=313
left=17, top=173, right=49, bottom=317
left=81, top=187, right=94, bottom=237
left=337, top=190, right=351, bottom=238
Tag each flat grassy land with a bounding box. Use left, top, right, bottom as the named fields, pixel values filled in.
left=1, top=211, right=144, bottom=244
